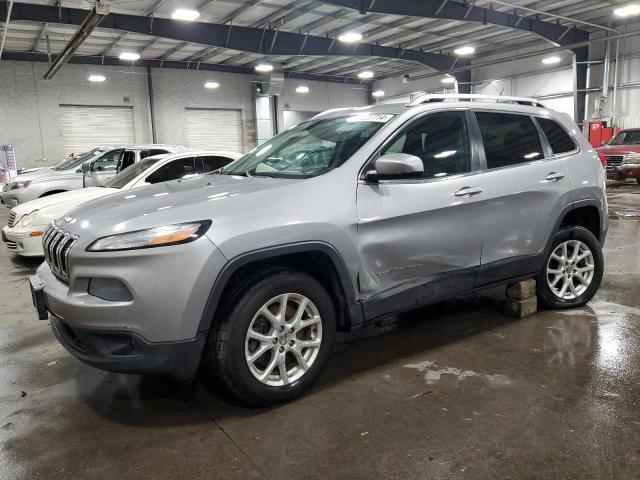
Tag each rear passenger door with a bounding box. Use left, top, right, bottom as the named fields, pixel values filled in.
left=470, top=110, right=574, bottom=284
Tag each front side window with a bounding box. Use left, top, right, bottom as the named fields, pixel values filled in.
left=201, top=155, right=234, bottom=173
left=146, top=157, right=196, bottom=184
left=223, top=113, right=392, bottom=178
left=536, top=117, right=577, bottom=155
left=381, top=111, right=471, bottom=179
left=475, top=112, right=544, bottom=169
left=91, top=149, right=123, bottom=172
left=119, top=151, right=136, bottom=171
left=103, top=157, right=162, bottom=189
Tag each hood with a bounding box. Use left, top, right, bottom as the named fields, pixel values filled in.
left=597, top=144, right=640, bottom=154
left=28, top=169, right=82, bottom=184
left=10, top=187, right=117, bottom=222
left=10, top=168, right=55, bottom=182
left=19, top=167, right=44, bottom=174
left=62, top=174, right=298, bottom=239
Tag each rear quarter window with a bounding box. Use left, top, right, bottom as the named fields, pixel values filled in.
left=536, top=117, right=577, bottom=155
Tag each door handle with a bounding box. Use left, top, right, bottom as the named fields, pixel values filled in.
left=545, top=172, right=565, bottom=182
left=453, top=186, right=483, bottom=197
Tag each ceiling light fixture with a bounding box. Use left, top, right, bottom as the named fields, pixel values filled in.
left=357, top=70, right=374, bottom=80
left=453, top=46, right=475, bottom=56
left=441, top=75, right=456, bottom=84
left=295, top=85, right=310, bottom=93
left=542, top=55, right=562, bottom=65
left=255, top=62, right=274, bottom=73
left=172, top=8, right=201, bottom=21
left=88, top=74, right=106, bottom=82
left=338, top=31, right=363, bottom=43
left=204, top=81, right=220, bottom=89
left=372, top=90, right=385, bottom=98
left=119, top=52, right=140, bottom=61
left=614, top=4, right=640, bottom=17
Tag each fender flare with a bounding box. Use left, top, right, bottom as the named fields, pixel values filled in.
left=197, top=241, right=363, bottom=333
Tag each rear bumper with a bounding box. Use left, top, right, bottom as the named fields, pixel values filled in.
left=50, top=315, right=206, bottom=380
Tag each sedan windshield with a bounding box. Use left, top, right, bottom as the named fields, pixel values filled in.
left=609, top=131, right=640, bottom=145
left=223, top=113, right=393, bottom=178
left=54, top=149, right=104, bottom=171
left=103, top=157, right=163, bottom=189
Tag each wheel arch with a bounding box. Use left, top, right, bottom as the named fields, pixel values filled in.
left=198, top=242, right=363, bottom=335
left=554, top=199, right=604, bottom=242
left=39, top=190, right=68, bottom=198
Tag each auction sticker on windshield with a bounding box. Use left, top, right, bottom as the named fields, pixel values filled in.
left=347, top=113, right=395, bottom=123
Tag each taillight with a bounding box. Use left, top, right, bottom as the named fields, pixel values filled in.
left=598, top=152, right=607, bottom=168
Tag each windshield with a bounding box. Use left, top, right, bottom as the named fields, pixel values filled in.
left=103, top=157, right=162, bottom=189
left=222, top=113, right=393, bottom=178
left=609, top=131, right=640, bottom=145
left=54, top=149, right=103, bottom=171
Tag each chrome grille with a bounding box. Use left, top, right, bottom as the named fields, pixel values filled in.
left=606, top=155, right=625, bottom=171
left=43, top=222, right=78, bottom=283
left=8, top=211, right=16, bottom=228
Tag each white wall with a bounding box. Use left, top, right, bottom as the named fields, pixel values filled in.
left=0, top=61, right=370, bottom=168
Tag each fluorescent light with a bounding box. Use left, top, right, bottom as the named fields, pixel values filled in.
left=119, top=52, right=140, bottom=61
left=338, top=31, right=363, bottom=43
left=255, top=62, right=273, bottom=73
left=372, top=90, right=385, bottom=98
left=542, top=55, right=562, bottom=65
left=295, top=85, right=309, bottom=94
left=171, top=8, right=200, bottom=21
left=357, top=70, right=374, bottom=80
left=441, top=76, right=456, bottom=84
left=453, top=46, right=475, bottom=56
left=88, top=74, right=106, bottom=82
left=204, top=81, right=220, bottom=89
left=614, top=4, right=640, bottom=17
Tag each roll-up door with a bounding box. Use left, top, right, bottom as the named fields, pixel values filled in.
left=59, top=105, right=135, bottom=156
left=185, top=108, right=243, bottom=153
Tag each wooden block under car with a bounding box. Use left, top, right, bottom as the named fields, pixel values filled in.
left=504, top=296, right=538, bottom=319
left=505, top=279, right=537, bottom=300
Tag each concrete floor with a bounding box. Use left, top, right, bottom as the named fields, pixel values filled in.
left=1, top=181, right=639, bottom=480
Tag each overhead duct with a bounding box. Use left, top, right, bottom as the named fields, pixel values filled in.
left=43, top=1, right=110, bottom=80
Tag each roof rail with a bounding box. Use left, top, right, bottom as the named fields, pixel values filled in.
left=407, top=94, right=546, bottom=108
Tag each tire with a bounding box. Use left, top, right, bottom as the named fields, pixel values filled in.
left=203, top=268, right=336, bottom=406
left=536, top=226, right=604, bottom=309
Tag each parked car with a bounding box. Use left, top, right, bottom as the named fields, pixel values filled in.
left=2, top=151, right=239, bottom=256
left=0, top=145, right=185, bottom=207
left=597, top=128, right=640, bottom=182
left=29, top=95, right=607, bottom=406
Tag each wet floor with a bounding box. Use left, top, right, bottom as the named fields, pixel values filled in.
left=1, top=181, right=639, bottom=479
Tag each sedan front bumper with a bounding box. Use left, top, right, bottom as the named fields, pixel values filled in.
left=2, top=225, right=46, bottom=256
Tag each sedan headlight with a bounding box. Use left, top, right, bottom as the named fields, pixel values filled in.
left=626, top=152, right=640, bottom=164
left=86, top=221, right=211, bottom=252
left=9, top=181, right=32, bottom=190
left=15, top=210, right=39, bottom=228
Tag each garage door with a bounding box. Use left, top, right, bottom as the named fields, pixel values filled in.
left=59, top=105, right=135, bottom=156
left=185, top=108, right=243, bottom=153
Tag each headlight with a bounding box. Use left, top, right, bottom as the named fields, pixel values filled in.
left=626, top=152, right=640, bottom=164
left=10, top=181, right=32, bottom=190
left=15, top=210, right=39, bottom=228
left=86, top=221, right=211, bottom=252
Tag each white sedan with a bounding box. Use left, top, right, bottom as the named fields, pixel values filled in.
left=2, top=150, right=241, bottom=256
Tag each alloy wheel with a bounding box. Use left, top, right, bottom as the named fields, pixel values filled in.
left=546, top=240, right=595, bottom=300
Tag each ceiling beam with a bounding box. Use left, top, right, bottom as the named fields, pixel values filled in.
left=5, top=3, right=464, bottom=72
left=317, top=0, right=590, bottom=47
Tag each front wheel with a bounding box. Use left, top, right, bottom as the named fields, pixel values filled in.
left=536, top=226, right=604, bottom=309
left=204, top=269, right=336, bottom=406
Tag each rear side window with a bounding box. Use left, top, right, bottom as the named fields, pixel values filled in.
left=146, top=157, right=196, bottom=184
left=200, top=155, right=234, bottom=173
left=475, top=112, right=544, bottom=169
left=536, top=117, right=577, bottom=155
left=140, top=149, right=169, bottom=160
left=382, top=111, right=471, bottom=179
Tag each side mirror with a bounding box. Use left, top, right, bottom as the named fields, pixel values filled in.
left=364, top=153, right=424, bottom=181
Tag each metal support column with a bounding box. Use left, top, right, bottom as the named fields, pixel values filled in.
left=146, top=66, right=157, bottom=143
left=572, top=47, right=588, bottom=125
left=454, top=70, right=472, bottom=94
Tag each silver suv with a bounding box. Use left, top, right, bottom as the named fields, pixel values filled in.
left=30, top=95, right=607, bottom=406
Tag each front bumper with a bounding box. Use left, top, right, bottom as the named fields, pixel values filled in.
left=608, top=164, right=640, bottom=180
left=0, top=189, right=31, bottom=208
left=2, top=225, right=46, bottom=256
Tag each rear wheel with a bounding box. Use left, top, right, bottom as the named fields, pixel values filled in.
left=536, top=226, right=603, bottom=309
left=204, top=269, right=336, bottom=406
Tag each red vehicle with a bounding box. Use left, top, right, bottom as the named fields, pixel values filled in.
left=597, top=128, right=640, bottom=183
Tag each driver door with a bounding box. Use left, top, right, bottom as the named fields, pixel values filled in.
left=356, top=110, right=485, bottom=318
left=85, top=149, right=124, bottom=187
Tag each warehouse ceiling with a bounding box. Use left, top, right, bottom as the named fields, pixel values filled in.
left=0, top=0, right=632, bottom=81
